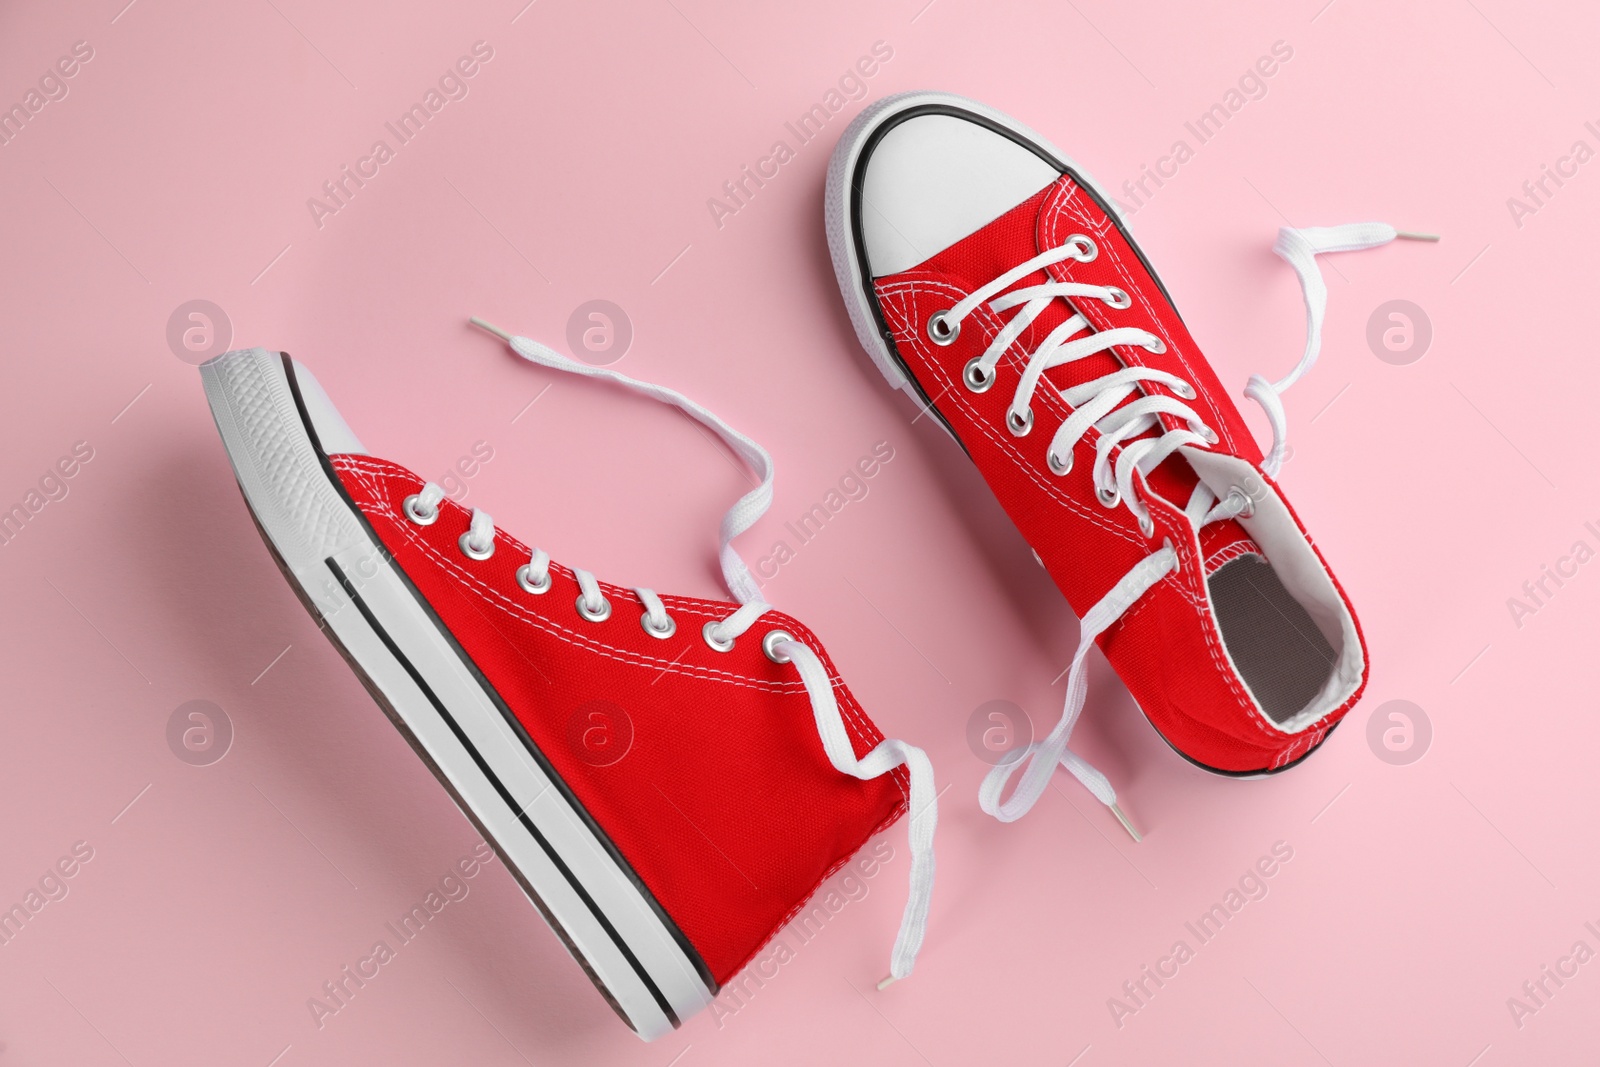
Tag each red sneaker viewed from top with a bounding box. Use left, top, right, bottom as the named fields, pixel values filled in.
left=197, top=330, right=936, bottom=1040
left=825, top=92, right=1435, bottom=824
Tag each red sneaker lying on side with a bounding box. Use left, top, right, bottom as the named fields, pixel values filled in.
left=199, top=332, right=935, bottom=1039
left=827, top=91, right=1430, bottom=823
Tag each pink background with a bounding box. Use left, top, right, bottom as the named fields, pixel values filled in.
left=2, top=0, right=1597, bottom=1063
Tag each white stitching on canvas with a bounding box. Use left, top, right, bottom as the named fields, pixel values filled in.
left=879, top=276, right=1146, bottom=550
left=331, top=456, right=897, bottom=761
left=1041, top=181, right=1244, bottom=456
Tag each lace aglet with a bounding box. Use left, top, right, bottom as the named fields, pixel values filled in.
left=468, top=316, right=515, bottom=342
left=876, top=974, right=898, bottom=991
left=1394, top=230, right=1441, bottom=242
left=1109, top=801, right=1142, bottom=843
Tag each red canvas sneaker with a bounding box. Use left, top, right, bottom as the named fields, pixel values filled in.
left=826, top=91, right=1433, bottom=825
left=198, top=328, right=935, bottom=1040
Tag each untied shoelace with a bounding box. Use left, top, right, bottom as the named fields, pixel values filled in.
left=416, top=318, right=940, bottom=986
left=958, top=223, right=1436, bottom=831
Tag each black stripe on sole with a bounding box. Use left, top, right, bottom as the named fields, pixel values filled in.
left=322, top=556, right=681, bottom=1028
left=241, top=497, right=639, bottom=1030
left=278, top=352, right=717, bottom=999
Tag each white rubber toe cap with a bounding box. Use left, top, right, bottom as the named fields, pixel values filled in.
left=858, top=112, right=1060, bottom=277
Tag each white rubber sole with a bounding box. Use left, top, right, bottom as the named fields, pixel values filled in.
left=199, top=349, right=713, bottom=1040
left=824, top=94, right=1328, bottom=781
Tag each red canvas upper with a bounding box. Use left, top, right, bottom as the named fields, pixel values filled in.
left=872, top=175, right=1366, bottom=772
left=329, top=452, right=906, bottom=986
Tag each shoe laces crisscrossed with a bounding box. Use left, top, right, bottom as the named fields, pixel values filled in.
left=967, top=223, right=1437, bottom=827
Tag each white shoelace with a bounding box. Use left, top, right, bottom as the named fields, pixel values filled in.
left=419, top=318, right=939, bottom=986
left=963, top=222, right=1435, bottom=829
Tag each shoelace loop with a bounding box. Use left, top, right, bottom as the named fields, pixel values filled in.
left=427, top=318, right=939, bottom=985
left=962, top=222, right=1434, bottom=829
left=933, top=238, right=1220, bottom=538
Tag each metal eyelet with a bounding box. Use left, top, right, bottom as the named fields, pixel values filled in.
left=1096, top=485, right=1120, bottom=508
left=1006, top=407, right=1034, bottom=436
left=1138, top=513, right=1156, bottom=539
left=576, top=594, right=612, bottom=623
left=403, top=495, right=439, bottom=526
left=926, top=310, right=960, bottom=346
left=516, top=565, right=552, bottom=594
left=1066, top=234, right=1098, bottom=261
left=702, top=620, right=735, bottom=652
left=1195, top=424, right=1219, bottom=444
left=762, top=629, right=795, bottom=663
left=641, top=612, right=677, bottom=639
left=1228, top=486, right=1257, bottom=519
left=1047, top=450, right=1073, bottom=476
left=1144, top=336, right=1167, bottom=354
left=459, top=532, right=494, bottom=561
left=1172, top=380, right=1197, bottom=399
left=963, top=358, right=995, bottom=393
left=1103, top=287, right=1132, bottom=309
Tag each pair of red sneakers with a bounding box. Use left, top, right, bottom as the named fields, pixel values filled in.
left=201, top=92, right=1424, bottom=1037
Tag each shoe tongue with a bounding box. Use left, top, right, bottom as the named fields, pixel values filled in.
left=917, top=181, right=1261, bottom=577
left=1199, top=519, right=1262, bottom=577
